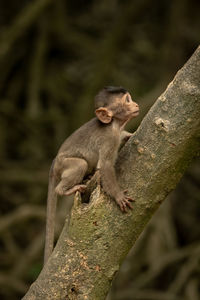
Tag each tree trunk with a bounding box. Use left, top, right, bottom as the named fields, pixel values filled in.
left=23, top=46, right=200, bottom=300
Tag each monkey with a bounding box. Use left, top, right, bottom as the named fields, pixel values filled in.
left=44, top=86, right=139, bottom=264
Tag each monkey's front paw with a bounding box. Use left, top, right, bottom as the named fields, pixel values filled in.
left=123, top=133, right=133, bottom=142
left=116, top=191, right=135, bottom=213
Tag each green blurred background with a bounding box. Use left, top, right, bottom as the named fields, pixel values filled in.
left=0, top=0, right=199, bottom=299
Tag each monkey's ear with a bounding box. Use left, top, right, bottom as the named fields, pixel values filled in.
left=95, top=107, right=113, bottom=124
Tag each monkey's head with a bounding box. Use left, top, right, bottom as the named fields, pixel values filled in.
left=95, top=86, right=139, bottom=124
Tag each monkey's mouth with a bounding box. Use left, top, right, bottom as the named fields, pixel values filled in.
left=132, top=110, right=139, bottom=116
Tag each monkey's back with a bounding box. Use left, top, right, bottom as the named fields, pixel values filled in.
left=57, top=118, right=115, bottom=172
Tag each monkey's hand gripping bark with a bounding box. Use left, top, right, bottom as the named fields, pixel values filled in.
left=115, top=190, right=134, bottom=212
left=83, top=170, right=134, bottom=212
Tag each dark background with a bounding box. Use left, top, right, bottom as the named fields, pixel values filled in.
left=0, top=0, right=199, bottom=299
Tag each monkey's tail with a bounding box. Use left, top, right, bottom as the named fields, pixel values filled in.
left=44, top=160, right=57, bottom=265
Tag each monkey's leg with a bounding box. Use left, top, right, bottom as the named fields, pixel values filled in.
left=64, top=184, right=87, bottom=196
left=55, top=158, right=88, bottom=196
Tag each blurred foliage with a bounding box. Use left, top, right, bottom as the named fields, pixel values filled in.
left=0, top=0, right=199, bottom=299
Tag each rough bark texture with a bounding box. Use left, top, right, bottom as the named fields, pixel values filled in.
left=23, top=46, right=200, bottom=300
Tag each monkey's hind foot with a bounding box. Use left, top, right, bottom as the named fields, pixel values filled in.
left=64, top=184, right=87, bottom=196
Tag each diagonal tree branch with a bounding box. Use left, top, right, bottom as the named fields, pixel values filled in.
left=23, top=46, right=200, bottom=300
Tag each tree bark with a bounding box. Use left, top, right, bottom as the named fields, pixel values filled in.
left=23, top=46, right=200, bottom=300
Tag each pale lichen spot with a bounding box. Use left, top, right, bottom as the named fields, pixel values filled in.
left=137, top=146, right=144, bottom=154
left=159, top=94, right=166, bottom=102
left=66, top=238, right=75, bottom=247
left=154, top=117, right=170, bottom=132
left=133, top=139, right=139, bottom=145
left=187, top=118, right=192, bottom=123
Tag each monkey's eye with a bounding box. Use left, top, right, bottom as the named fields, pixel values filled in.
left=126, top=95, right=131, bottom=103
